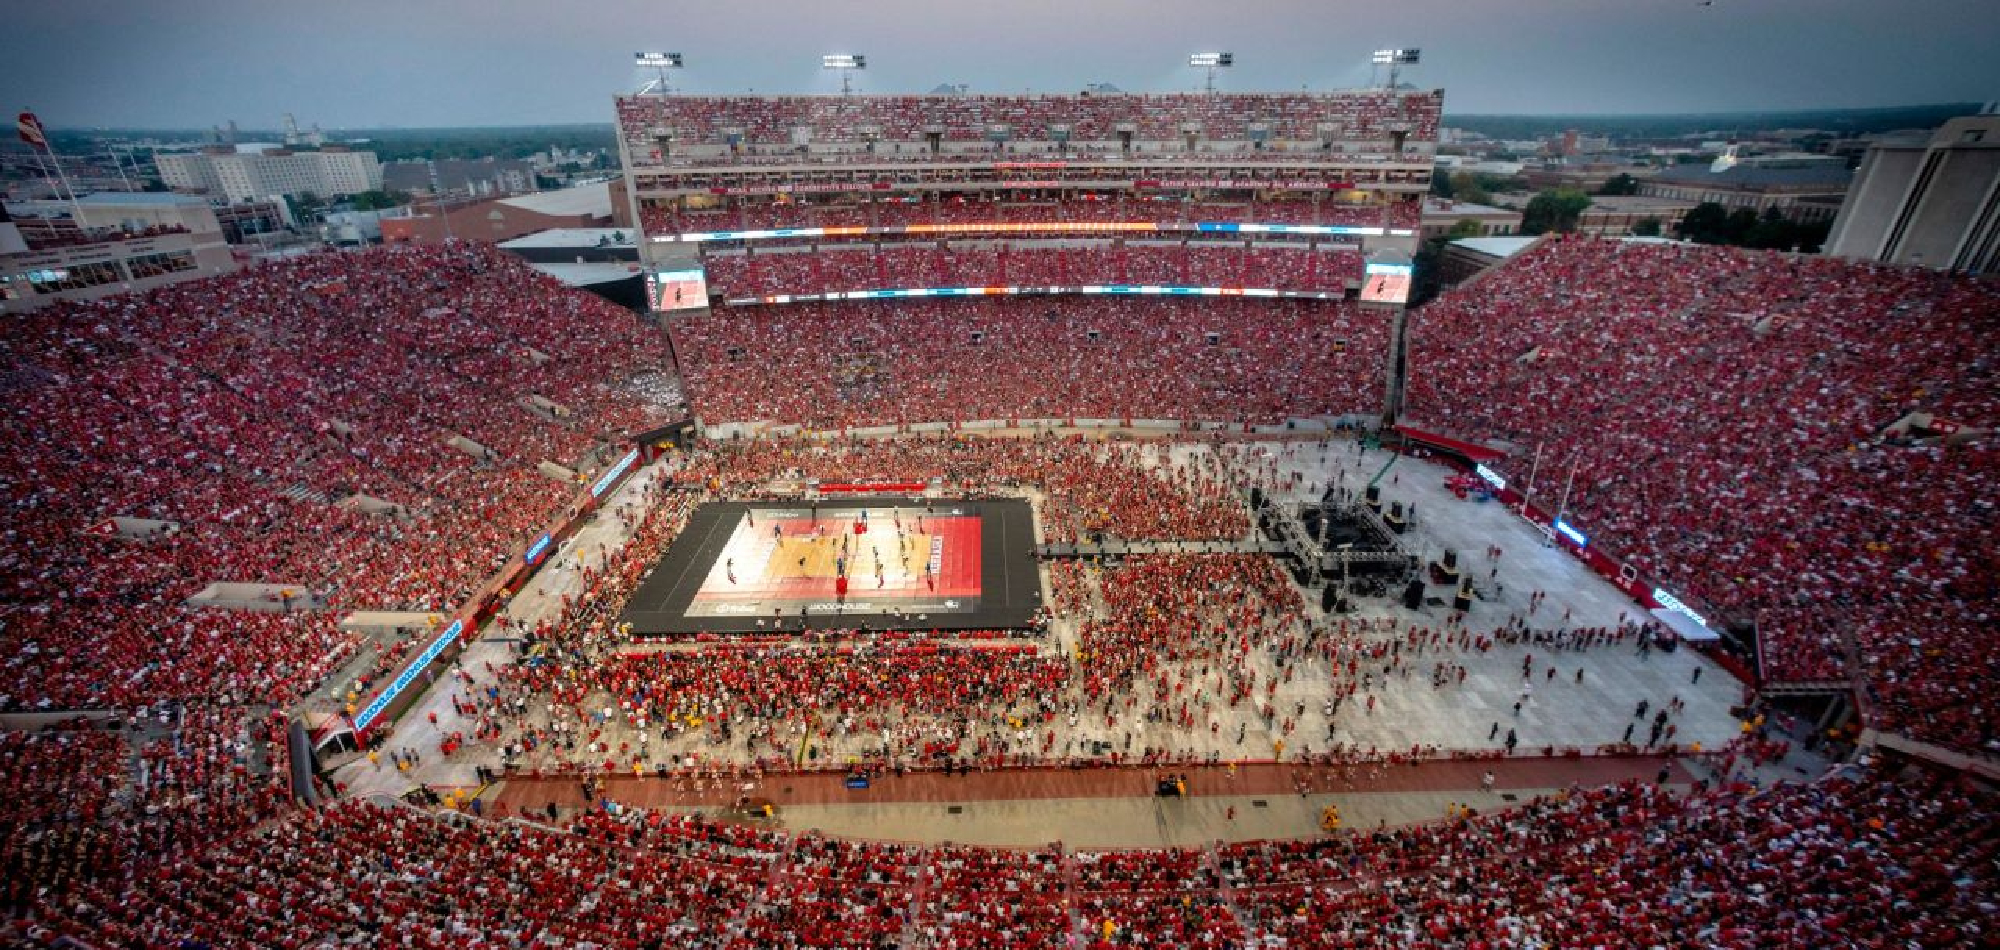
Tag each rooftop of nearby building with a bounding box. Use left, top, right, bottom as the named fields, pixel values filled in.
left=1422, top=198, right=1520, bottom=219
left=1448, top=235, right=1539, bottom=259
left=526, top=261, right=644, bottom=287
left=495, top=181, right=613, bottom=219
left=497, top=227, right=636, bottom=250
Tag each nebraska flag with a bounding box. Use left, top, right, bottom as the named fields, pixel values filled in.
left=17, top=112, right=46, bottom=148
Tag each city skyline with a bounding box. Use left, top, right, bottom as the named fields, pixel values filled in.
left=6, top=0, right=1998, bottom=130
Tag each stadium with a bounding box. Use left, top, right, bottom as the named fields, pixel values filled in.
left=5, top=56, right=1998, bottom=950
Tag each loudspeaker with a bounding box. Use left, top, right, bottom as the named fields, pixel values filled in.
left=1321, top=585, right=1339, bottom=612
left=1442, top=549, right=1458, bottom=571
left=1250, top=486, right=1264, bottom=509
left=1402, top=580, right=1425, bottom=610
left=1453, top=593, right=1472, bottom=612
left=1365, top=484, right=1381, bottom=505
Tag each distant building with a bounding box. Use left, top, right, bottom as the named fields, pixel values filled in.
left=1638, top=161, right=1851, bottom=222
left=1825, top=115, right=1999, bottom=273
left=382, top=158, right=538, bottom=198
left=157, top=146, right=383, bottom=202
left=380, top=182, right=615, bottom=245
left=1573, top=195, right=1698, bottom=237
left=1420, top=198, right=1522, bottom=239
left=0, top=194, right=238, bottom=312
left=281, top=113, right=327, bottom=148
left=1517, top=163, right=1647, bottom=193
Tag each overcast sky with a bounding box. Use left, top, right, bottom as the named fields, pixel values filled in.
left=10, top=0, right=1999, bottom=129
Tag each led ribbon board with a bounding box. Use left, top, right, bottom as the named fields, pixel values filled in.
left=592, top=449, right=641, bottom=499
left=725, top=285, right=1346, bottom=306
left=353, top=618, right=465, bottom=732
left=1653, top=588, right=1709, bottom=629
left=656, top=222, right=1413, bottom=243
left=1552, top=519, right=1588, bottom=548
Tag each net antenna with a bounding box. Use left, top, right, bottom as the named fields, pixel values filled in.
left=1371, top=48, right=1420, bottom=89
left=1188, top=52, right=1233, bottom=94
left=822, top=54, right=867, bottom=95
left=635, top=52, right=684, bottom=94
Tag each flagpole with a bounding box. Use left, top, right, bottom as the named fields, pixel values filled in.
left=19, top=111, right=88, bottom=228
left=25, top=142, right=58, bottom=201
left=42, top=140, right=89, bottom=228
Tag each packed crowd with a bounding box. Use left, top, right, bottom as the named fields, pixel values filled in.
left=704, top=244, right=1362, bottom=297
left=1752, top=607, right=1852, bottom=684
left=674, top=296, right=1382, bottom=428
left=1, top=705, right=289, bottom=915
left=617, top=90, right=1444, bottom=157
left=674, top=436, right=1253, bottom=542
left=11, top=212, right=1998, bottom=946
left=469, top=543, right=1340, bottom=780
left=385, top=438, right=1296, bottom=782
left=17, top=759, right=1995, bottom=948
left=640, top=197, right=1420, bottom=240
left=0, top=242, right=674, bottom=709
left=1409, top=236, right=1998, bottom=755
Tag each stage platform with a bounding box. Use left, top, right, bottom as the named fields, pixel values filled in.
left=620, top=498, right=1041, bottom=634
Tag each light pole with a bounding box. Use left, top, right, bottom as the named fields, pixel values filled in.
left=1371, top=49, right=1420, bottom=89
left=1188, top=53, right=1233, bottom=94
left=635, top=52, right=684, bottom=94
left=822, top=55, right=867, bottom=96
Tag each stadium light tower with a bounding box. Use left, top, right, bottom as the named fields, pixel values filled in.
left=822, top=54, right=867, bottom=95
left=1372, top=48, right=1420, bottom=89
left=1188, top=52, right=1233, bottom=94
left=635, top=52, right=684, bottom=94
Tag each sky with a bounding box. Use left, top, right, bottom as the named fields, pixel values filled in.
left=8, top=0, right=1999, bottom=129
